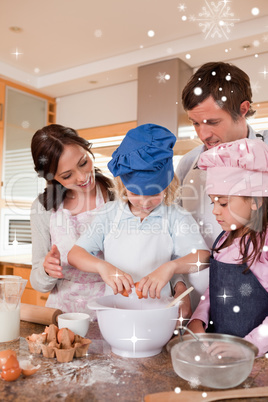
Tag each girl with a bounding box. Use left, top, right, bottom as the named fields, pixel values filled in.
left=188, top=138, right=268, bottom=357
left=68, top=123, right=210, bottom=303
left=30, top=124, right=114, bottom=313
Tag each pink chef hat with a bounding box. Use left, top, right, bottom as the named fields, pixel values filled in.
left=198, top=138, right=268, bottom=197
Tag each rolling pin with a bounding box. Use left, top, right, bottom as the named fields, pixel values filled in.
left=20, top=303, right=62, bottom=326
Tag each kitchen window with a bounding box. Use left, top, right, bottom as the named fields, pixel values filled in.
left=2, top=87, right=47, bottom=202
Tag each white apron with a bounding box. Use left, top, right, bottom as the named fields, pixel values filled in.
left=103, top=203, right=174, bottom=299
left=180, top=154, right=217, bottom=311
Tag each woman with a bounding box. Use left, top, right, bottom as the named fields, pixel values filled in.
left=30, top=124, right=114, bottom=314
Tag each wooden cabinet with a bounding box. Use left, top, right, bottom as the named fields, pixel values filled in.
left=0, top=263, right=49, bottom=306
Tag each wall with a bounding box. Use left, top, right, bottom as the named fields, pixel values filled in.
left=56, top=54, right=268, bottom=129
left=56, top=81, right=137, bottom=129
left=230, top=53, right=268, bottom=103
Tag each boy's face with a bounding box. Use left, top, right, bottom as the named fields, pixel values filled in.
left=187, top=96, right=248, bottom=149
left=126, top=190, right=165, bottom=218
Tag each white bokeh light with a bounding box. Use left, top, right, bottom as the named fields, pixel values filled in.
left=251, top=7, right=260, bottom=16
left=233, top=305, right=240, bottom=313
left=258, top=324, right=268, bottom=337
left=147, top=30, right=155, bottom=37
left=194, top=87, right=202, bottom=96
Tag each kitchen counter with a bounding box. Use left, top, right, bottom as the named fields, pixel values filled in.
left=0, top=254, right=32, bottom=267
left=0, top=321, right=267, bottom=402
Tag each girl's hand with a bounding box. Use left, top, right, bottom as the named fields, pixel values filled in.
left=43, top=245, right=63, bottom=278
left=205, top=341, right=245, bottom=359
left=98, top=263, right=134, bottom=295
left=187, top=319, right=205, bottom=334
left=174, top=282, right=192, bottom=324
left=138, top=261, right=176, bottom=299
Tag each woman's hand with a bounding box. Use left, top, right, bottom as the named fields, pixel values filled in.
left=138, top=261, right=176, bottom=299
left=43, top=245, right=63, bottom=278
left=98, top=263, right=134, bottom=295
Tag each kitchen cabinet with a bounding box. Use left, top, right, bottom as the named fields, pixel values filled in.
left=0, top=262, right=49, bottom=306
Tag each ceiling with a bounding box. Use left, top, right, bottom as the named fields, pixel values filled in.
left=1, top=0, right=268, bottom=98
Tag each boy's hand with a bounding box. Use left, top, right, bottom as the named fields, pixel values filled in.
left=98, top=263, right=134, bottom=295
left=138, top=261, right=176, bottom=299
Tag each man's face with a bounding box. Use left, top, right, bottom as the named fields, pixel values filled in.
left=187, top=96, right=248, bottom=149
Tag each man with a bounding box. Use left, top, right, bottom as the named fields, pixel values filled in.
left=175, top=61, right=268, bottom=311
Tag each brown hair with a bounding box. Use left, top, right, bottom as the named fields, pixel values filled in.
left=214, top=196, right=268, bottom=271
left=182, top=62, right=255, bottom=121
left=114, top=174, right=180, bottom=206
left=31, top=124, right=114, bottom=211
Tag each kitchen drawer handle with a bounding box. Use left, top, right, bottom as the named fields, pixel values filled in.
left=40, top=296, right=48, bottom=301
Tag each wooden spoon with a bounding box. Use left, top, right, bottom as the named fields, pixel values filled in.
left=165, top=286, right=194, bottom=308
left=144, top=386, right=268, bottom=402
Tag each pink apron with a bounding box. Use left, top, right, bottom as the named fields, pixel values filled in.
left=46, top=184, right=106, bottom=318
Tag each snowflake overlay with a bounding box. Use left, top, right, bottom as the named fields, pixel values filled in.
left=156, top=72, right=168, bottom=84
left=239, top=283, right=253, bottom=297
left=189, top=0, right=240, bottom=39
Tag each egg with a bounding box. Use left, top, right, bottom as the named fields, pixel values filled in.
left=19, top=360, right=40, bottom=376
left=57, top=328, right=75, bottom=345
left=135, top=282, right=143, bottom=299
left=0, top=349, right=17, bottom=369
left=1, top=354, right=19, bottom=371
left=121, top=282, right=144, bottom=299
left=1, top=367, right=21, bottom=382
left=121, top=288, right=129, bottom=297
left=1, top=354, right=21, bottom=382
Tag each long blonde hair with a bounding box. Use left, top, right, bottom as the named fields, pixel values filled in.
left=114, top=174, right=180, bottom=205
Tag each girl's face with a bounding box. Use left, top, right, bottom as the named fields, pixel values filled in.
left=210, top=195, right=256, bottom=236
left=126, top=190, right=165, bottom=218
left=54, top=144, right=95, bottom=193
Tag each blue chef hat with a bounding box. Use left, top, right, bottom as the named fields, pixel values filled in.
left=108, top=124, right=176, bottom=195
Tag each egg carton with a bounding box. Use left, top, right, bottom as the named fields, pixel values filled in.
left=26, top=324, right=91, bottom=363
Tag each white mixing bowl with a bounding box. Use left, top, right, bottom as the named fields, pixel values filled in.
left=88, top=293, right=179, bottom=358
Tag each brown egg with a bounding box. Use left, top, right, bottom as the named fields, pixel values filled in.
left=135, top=282, right=144, bottom=299
left=57, top=328, right=75, bottom=345
left=120, top=287, right=129, bottom=297
left=19, top=360, right=41, bottom=376
left=1, top=354, right=21, bottom=382
left=0, top=349, right=17, bottom=369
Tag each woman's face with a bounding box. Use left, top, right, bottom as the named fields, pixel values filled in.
left=54, top=144, right=95, bottom=193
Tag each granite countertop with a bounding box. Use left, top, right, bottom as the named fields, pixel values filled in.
left=0, top=321, right=267, bottom=401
